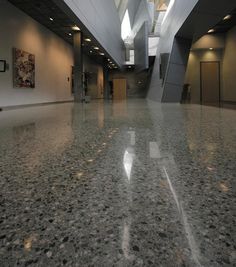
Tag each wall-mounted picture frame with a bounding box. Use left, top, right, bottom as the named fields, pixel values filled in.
left=0, top=60, right=6, bottom=72
left=13, top=48, right=35, bottom=88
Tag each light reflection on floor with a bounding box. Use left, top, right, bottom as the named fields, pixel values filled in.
left=0, top=99, right=235, bottom=267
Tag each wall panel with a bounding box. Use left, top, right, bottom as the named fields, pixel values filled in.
left=0, top=0, right=74, bottom=108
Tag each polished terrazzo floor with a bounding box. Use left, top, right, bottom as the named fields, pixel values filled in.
left=0, top=99, right=235, bottom=267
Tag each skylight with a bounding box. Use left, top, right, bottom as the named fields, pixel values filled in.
left=121, top=9, right=132, bottom=40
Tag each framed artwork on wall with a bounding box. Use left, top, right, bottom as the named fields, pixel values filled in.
left=13, top=48, right=35, bottom=88
left=0, top=60, right=6, bottom=72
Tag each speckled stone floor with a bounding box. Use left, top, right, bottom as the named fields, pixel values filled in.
left=0, top=99, right=235, bottom=267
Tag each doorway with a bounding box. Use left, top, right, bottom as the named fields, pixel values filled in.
left=200, top=61, right=220, bottom=106
left=113, top=79, right=127, bottom=100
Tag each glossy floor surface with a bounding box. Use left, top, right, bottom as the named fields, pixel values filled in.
left=0, top=100, right=235, bottom=267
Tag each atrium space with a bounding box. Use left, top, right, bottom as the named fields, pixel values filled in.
left=0, top=0, right=236, bottom=266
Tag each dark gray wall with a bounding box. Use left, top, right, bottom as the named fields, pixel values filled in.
left=162, top=37, right=192, bottom=102
left=57, top=0, right=124, bottom=67
left=128, top=0, right=142, bottom=28
left=147, top=0, right=199, bottom=102
left=177, top=0, right=236, bottom=42
left=131, top=0, right=153, bottom=37
left=134, top=21, right=149, bottom=72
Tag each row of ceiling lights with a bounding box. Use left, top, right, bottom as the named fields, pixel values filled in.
left=207, top=14, right=232, bottom=34
left=207, top=14, right=232, bottom=51
left=49, top=17, right=118, bottom=70
left=107, top=58, right=118, bottom=69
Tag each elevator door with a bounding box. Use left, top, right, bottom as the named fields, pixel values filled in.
left=200, top=62, right=220, bottom=105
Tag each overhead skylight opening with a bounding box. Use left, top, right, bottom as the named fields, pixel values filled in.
left=157, top=0, right=168, bottom=12
left=121, top=10, right=132, bottom=40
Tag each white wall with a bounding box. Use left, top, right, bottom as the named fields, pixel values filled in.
left=0, top=0, right=74, bottom=108
left=223, top=26, right=236, bottom=102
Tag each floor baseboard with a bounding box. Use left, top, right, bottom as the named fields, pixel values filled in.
left=1, top=100, right=74, bottom=111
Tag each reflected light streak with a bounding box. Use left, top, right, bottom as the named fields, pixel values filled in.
left=207, top=166, right=215, bottom=172
left=24, top=239, right=32, bottom=251
left=149, top=142, right=161, bottom=159
left=163, top=167, right=202, bottom=267
left=123, top=148, right=135, bottom=181
left=121, top=220, right=135, bottom=260
left=24, top=234, right=37, bottom=252
left=127, top=131, right=136, bottom=146
left=219, top=182, right=229, bottom=193
left=76, top=172, right=84, bottom=178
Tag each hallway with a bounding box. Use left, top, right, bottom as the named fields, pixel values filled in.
left=0, top=100, right=235, bottom=267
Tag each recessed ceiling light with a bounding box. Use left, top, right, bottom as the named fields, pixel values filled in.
left=72, top=25, right=80, bottom=31
left=85, top=38, right=91, bottom=42
left=49, top=17, right=54, bottom=21
left=94, top=47, right=99, bottom=50
left=223, top=15, right=232, bottom=20
left=208, top=29, right=215, bottom=33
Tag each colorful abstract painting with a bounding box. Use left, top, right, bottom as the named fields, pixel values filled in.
left=13, top=48, right=35, bottom=88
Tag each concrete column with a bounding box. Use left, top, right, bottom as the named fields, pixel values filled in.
left=73, top=31, right=83, bottom=102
